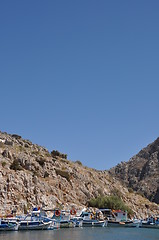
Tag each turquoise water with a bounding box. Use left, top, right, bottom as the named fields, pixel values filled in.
left=0, top=227, right=158, bottom=240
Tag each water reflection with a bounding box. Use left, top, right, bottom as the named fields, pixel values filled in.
left=0, top=227, right=158, bottom=240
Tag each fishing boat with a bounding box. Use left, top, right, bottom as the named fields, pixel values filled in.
left=81, top=212, right=105, bottom=227
left=18, top=208, right=52, bottom=230
left=19, top=217, right=51, bottom=230
left=0, top=219, right=19, bottom=231
left=107, top=210, right=138, bottom=227
left=140, top=216, right=159, bottom=229
left=98, top=209, right=138, bottom=227
left=52, top=209, right=76, bottom=228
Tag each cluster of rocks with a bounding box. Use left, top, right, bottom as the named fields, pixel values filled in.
left=0, top=131, right=158, bottom=219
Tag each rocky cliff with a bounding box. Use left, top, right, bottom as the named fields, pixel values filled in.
left=110, top=138, right=159, bottom=204
left=0, top=131, right=158, bottom=218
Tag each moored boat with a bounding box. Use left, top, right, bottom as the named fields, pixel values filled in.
left=18, top=208, right=52, bottom=230
left=52, top=209, right=76, bottom=228
left=100, top=209, right=139, bottom=227
left=0, top=219, right=19, bottom=231
left=81, top=212, right=105, bottom=227
left=140, top=216, right=159, bottom=229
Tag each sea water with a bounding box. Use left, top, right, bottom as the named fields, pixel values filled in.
left=0, top=227, right=158, bottom=240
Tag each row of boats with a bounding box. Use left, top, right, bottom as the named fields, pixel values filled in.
left=0, top=208, right=159, bottom=231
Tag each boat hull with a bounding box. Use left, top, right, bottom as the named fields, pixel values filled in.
left=140, top=224, right=159, bottom=229
left=60, top=221, right=75, bottom=228
left=19, top=221, right=51, bottom=230
left=82, top=220, right=105, bottom=227
left=107, top=220, right=137, bottom=227
left=0, top=222, right=19, bottom=231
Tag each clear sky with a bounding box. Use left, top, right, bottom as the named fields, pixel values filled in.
left=1, top=0, right=159, bottom=170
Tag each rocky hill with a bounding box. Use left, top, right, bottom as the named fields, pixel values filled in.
left=109, top=138, right=159, bottom=204
left=0, top=131, right=158, bottom=218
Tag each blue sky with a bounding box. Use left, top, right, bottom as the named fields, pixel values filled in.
left=1, top=0, right=159, bottom=170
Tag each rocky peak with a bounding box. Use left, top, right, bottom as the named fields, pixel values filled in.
left=109, top=137, right=159, bottom=203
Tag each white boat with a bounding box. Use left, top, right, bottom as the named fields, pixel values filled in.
left=81, top=212, right=105, bottom=227
left=0, top=219, right=19, bottom=231
left=140, top=216, right=159, bottom=229
left=19, top=219, right=51, bottom=230
left=18, top=208, right=52, bottom=230
left=52, top=210, right=76, bottom=228
left=106, top=210, right=138, bottom=227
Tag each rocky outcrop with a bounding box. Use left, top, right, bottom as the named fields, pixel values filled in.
left=109, top=137, right=159, bottom=204
left=0, top=131, right=158, bottom=218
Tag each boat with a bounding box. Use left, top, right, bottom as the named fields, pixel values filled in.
left=80, top=212, right=105, bottom=227
left=0, top=219, right=19, bottom=231
left=99, top=209, right=138, bottom=227
left=18, top=208, right=52, bottom=230
left=47, top=219, right=60, bottom=230
left=52, top=209, right=76, bottom=228
left=71, top=217, right=83, bottom=227
left=140, top=216, right=159, bottom=229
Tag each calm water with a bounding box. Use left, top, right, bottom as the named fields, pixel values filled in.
left=0, top=227, right=158, bottom=240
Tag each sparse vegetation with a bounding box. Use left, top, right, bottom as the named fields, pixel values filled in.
left=137, top=191, right=145, bottom=198
left=45, top=151, right=51, bottom=157
left=32, top=150, right=40, bottom=155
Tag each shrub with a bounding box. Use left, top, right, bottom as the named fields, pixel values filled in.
left=36, top=157, right=45, bottom=167
left=128, top=188, right=134, bottom=193
left=11, top=134, right=22, bottom=139
left=55, top=168, right=70, bottom=181
left=88, top=195, right=133, bottom=216
left=18, top=145, right=25, bottom=152
left=75, top=160, right=82, bottom=166
left=10, top=159, right=23, bottom=171
left=1, top=161, right=6, bottom=167
left=44, top=171, right=49, bottom=178
left=0, top=142, right=5, bottom=148
left=51, top=150, right=67, bottom=159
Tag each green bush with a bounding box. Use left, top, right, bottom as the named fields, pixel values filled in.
left=36, top=157, right=45, bottom=167
left=10, top=159, right=23, bottom=171
left=1, top=161, right=6, bottom=167
left=128, top=188, right=134, bottom=193
left=88, top=195, right=133, bottom=216
left=75, top=160, right=82, bottom=166
left=51, top=150, right=67, bottom=159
